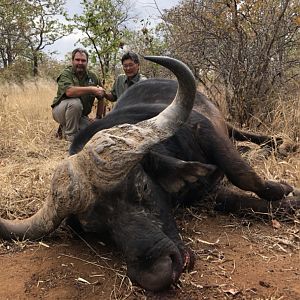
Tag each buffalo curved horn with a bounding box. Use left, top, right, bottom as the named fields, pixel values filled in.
left=80, top=56, right=196, bottom=187
left=0, top=159, right=96, bottom=240
left=0, top=56, right=196, bottom=240
left=145, top=56, right=196, bottom=132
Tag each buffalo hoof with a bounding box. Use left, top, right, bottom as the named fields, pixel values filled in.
left=257, top=180, right=293, bottom=201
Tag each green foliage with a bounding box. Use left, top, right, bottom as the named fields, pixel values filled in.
left=22, top=0, right=71, bottom=76
left=121, top=19, right=170, bottom=77
left=0, top=0, right=71, bottom=76
left=70, top=0, right=133, bottom=83
left=0, top=58, right=32, bottom=83
left=0, top=0, right=28, bottom=68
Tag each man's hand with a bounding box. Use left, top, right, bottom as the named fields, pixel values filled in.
left=93, top=86, right=106, bottom=99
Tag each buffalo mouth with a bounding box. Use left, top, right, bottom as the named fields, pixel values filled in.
left=127, top=251, right=182, bottom=291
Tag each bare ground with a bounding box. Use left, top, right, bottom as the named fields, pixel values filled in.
left=0, top=213, right=299, bottom=300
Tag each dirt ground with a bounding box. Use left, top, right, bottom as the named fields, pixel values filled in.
left=0, top=211, right=299, bottom=300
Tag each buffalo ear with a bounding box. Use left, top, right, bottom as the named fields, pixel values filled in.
left=143, top=152, right=217, bottom=193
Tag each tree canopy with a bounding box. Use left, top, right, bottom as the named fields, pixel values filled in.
left=160, top=0, right=300, bottom=125
left=70, top=0, right=133, bottom=83
left=0, top=0, right=70, bottom=76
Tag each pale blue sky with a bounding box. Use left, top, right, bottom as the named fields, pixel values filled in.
left=64, top=0, right=180, bottom=17
left=47, top=0, right=180, bottom=60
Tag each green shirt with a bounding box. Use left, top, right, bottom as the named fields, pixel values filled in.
left=110, top=73, right=147, bottom=101
left=51, top=66, right=101, bottom=116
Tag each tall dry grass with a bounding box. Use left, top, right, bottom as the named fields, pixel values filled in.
left=0, top=79, right=68, bottom=218
left=0, top=80, right=299, bottom=221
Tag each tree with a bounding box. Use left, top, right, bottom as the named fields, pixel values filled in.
left=122, top=19, right=170, bottom=77
left=21, top=0, right=71, bottom=76
left=0, top=0, right=28, bottom=68
left=71, top=0, right=133, bottom=83
left=160, top=0, right=300, bottom=126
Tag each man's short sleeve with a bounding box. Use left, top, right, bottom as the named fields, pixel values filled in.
left=56, top=70, right=74, bottom=95
left=51, top=68, right=75, bottom=107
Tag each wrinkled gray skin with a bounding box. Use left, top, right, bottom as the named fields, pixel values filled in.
left=0, top=56, right=299, bottom=292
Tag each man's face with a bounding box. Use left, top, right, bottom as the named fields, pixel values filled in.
left=122, top=58, right=139, bottom=79
left=72, top=52, right=88, bottom=75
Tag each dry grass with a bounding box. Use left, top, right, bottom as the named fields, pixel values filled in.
left=0, top=79, right=299, bottom=235
left=0, top=79, right=68, bottom=218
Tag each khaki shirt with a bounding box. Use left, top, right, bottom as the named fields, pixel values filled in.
left=110, top=73, right=147, bottom=101
left=51, top=66, right=101, bottom=116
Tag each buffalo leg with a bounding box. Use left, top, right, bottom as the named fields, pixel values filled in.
left=227, top=124, right=283, bottom=149
left=195, top=122, right=293, bottom=201
left=214, top=186, right=300, bottom=214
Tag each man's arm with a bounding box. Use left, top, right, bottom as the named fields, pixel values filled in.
left=66, top=86, right=105, bottom=99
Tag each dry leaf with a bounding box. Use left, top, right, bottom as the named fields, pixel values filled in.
left=223, top=288, right=240, bottom=295
left=271, top=219, right=281, bottom=229
left=197, top=238, right=220, bottom=245
left=76, top=277, right=91, bottom=284
left=39, top=241, right=50, bottom=248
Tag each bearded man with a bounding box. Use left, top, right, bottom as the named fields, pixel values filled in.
left=51, top=48, right=105, bottom=142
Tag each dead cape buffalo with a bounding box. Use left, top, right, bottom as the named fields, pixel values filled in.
left=0, top=56, right=299, bottom=292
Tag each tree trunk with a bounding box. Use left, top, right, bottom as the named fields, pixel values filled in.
left=33, top=52, right=38, bottom=77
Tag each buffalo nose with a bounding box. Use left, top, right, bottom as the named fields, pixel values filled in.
left=127, top=249, right=184, bottom=291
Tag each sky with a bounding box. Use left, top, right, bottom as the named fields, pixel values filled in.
left=47, top=0, right=180, bottom=60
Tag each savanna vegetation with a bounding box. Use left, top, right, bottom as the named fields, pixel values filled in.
left=0, top=0, right=299, bottom=299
